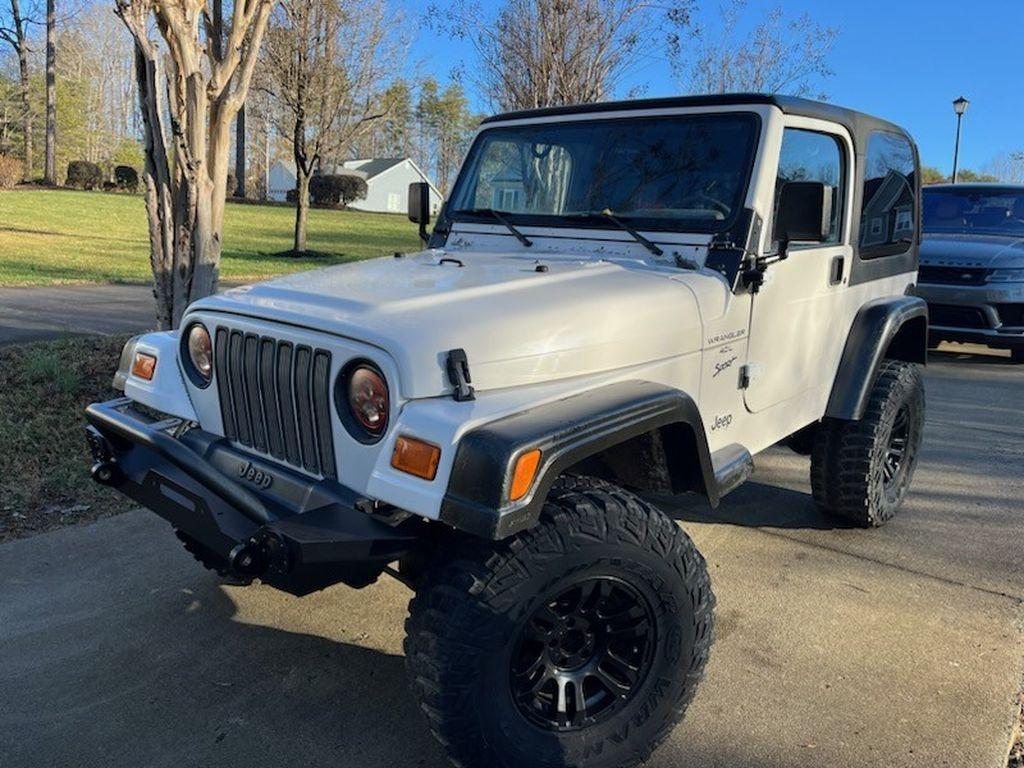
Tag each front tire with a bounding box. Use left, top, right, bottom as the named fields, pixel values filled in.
left=811, top=360, right=925, bottom=527
left=404, top=476, right=714, bottom=768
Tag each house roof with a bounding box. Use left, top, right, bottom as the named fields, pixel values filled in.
left=274, top=157, right=407, bottom=181
left=346, top=158, right=406, bottom=180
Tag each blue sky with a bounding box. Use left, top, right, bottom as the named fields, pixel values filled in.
left=407, top=0, right=1023, bottom=175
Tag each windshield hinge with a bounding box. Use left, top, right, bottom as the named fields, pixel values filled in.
left=446, top=348, right=475, bottom=402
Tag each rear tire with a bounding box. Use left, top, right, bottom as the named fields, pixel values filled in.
left=404, top=476, right=714, bottom=768
left=811, top=361, right=925, bottom=527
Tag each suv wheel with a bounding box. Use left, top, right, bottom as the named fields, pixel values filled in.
left=811, top=360, right=925, bottom=527
left=404, top=476, right=714, bottom=768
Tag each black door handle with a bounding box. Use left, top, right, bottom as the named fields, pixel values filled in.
left=829, top=256, right=845, bottom=285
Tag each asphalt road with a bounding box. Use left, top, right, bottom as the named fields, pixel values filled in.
left=1, top=345, right=1021, bottom=768
left=0, top=284, right=159, bottom=345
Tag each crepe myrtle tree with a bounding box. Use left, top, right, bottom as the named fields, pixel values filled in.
left=115, top=0, right=274, bottom=330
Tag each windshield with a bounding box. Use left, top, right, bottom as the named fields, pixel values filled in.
left=446, top=113, right=759, bottom=234
left=923, top=187, right=1024, bottom=236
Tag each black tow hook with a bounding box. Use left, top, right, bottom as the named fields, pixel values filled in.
left=91, top=461, right=120, bottom=486
left=229, top=529, right=290, bottom=578
left=86, top=425, right=120, bottom=485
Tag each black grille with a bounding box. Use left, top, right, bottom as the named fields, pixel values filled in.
left=918, top=265, right=991, bottom=286
left=928, top=304, right=990, bottom=329
left=214, top=328, right=337, bottom=478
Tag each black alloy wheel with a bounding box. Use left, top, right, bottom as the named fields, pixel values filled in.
left=881, top=405, right=911, bottom=498
left=510, top=576, right=656, bottom=731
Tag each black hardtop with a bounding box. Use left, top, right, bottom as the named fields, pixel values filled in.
left=480, top=93, right=911, bottom=142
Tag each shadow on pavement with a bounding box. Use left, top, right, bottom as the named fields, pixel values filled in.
left=1, top=573, right=443, bottom=768
left=654, top=481, right=857, bottom=531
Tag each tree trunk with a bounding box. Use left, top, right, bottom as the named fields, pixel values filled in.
left=235, top=104, right=246, bottom=198
left=292, top=105, right=310, bottom=255
left=294, top=165, right=310, bottom=255
left=11, top=0, right=31, bottom=181
left=43, top=0, right=56, bottom=185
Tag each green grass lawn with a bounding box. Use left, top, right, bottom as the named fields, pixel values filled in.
left=0, top=188, right=421, bottom=285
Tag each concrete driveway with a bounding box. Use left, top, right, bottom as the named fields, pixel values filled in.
left=1, top=348, right=1021, bottom=768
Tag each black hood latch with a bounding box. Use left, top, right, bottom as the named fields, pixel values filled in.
left=446, top=348, right=475, bottom=402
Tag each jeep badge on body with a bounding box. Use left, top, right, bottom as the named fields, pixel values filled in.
left=85, top=94, right=927, bottom=768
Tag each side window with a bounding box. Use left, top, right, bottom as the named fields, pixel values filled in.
left=774, top=128, right=844, bottom=244
left=859, top=131, right=916, bottom=256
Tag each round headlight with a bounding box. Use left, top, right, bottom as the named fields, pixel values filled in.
left=347, top=365, right=389, bottom=436
left=186, top=324, right=213, bottom=383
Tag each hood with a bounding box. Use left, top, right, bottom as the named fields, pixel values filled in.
left=191, top=251, right=704, bottom=399
left=920, top=232, right=1024, bottom=269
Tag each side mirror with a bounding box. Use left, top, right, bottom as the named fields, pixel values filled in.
left=774, top=181, right=833, bottom=255
left=408, top=181, right=430, bottom=243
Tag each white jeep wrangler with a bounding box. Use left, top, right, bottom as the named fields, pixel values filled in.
left=86, top=95, right=927, bottom=768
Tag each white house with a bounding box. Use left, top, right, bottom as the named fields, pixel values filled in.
left=268, top=157, right=443, bottom=215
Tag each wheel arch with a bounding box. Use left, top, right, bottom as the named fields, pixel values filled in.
left=439, top=381, right=718, bottom=540
left=825, top=295, right=928, bottom=421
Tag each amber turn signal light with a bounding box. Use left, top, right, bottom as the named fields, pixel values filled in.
left=392, top=435, right=441, bottom=481
left=509, top=449, right=542, bottom=502
left=131, top=352, right=157, bottom=381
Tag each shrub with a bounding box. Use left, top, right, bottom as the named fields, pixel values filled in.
left=66, top=160, right=103, bottom=190
left=0, top=154, right=21, bottom=189
left=114, top=165, right=139, bottom=192
left=0, top=155, right=20, bottom=189
left=286, top=188, right=298, bottom=204
left=310, top=173, right=368, bottom=207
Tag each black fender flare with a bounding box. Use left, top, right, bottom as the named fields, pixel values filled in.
left=439, top=381, right=717, bottom=540
left=825, top=296, right=928, bottom=421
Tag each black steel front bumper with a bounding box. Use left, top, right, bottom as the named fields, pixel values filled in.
left=84, top=398, right=422, bottom=595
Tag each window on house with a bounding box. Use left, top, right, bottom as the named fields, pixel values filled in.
left=774, top=128, right=845, bottom=244
left=894, top=208, right=913, bottom=232
left=859, top=131, right=917, bottom=257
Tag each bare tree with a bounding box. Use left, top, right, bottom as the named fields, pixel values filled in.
left=261, top=0, right=402, bottom=254
left=434, top=0, right=693, bottom=111
left=0, top=0, right=37, bottom=180
left=42, top=0, right=53, bottom=183
left=58, top=4, right=139, bottom=172
left=115, top=0, right=274, bottom=330
left=983, top=151, right=1024, bottom=185
left=674, top=1, right=838, bottom=99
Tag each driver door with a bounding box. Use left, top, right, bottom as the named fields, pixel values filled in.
left=744, top=125, right=853, bottom=414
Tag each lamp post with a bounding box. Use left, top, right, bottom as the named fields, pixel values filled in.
left=951, top=96, right=969, bottom=184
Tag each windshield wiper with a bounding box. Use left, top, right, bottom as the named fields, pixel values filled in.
left=589, top=209, right=664, bottom=257
left=457, top=208, right=533, bottom=248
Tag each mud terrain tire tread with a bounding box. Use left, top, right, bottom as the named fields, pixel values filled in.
left=404, top=476, right=714, bottom=768
left=811, top=360, right=924, bottom=527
